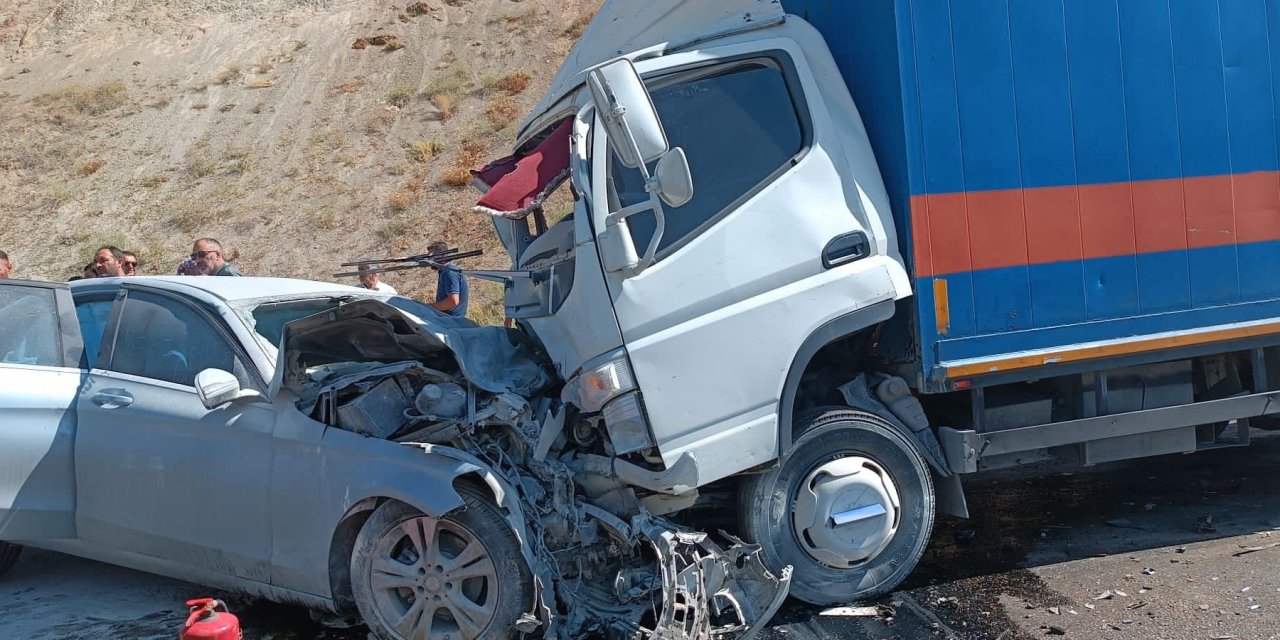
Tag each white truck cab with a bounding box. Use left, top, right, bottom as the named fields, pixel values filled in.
left=483, top=0, right=920, bottom=604
left=504, top=1, right=911, bottom=484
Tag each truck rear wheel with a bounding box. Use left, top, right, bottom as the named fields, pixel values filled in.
left=739, top=408, right=934, bottom=605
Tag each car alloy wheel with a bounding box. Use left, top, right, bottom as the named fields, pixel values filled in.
left=368, top=516, right=500, bottom=638
left=351, top=486, right=531, bottom=640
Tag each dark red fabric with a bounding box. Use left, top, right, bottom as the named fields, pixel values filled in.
left=472, top=118, right=573, bottom=217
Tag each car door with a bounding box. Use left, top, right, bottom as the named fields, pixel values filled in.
left=73, top=287, right=276, bottom=583
left=0, top=280, right=83, bottom=539
left=595, top=47, right=901, bottom=484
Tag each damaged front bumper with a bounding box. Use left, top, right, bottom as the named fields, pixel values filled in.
left=414, top=432, right=791, bottom=640
left=623, top=518, right=792, bottom=640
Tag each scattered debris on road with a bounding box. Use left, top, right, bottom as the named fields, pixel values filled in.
left=818, top=605, right=886, bottom=618
left=1232, top=541, right=1280, bottom=557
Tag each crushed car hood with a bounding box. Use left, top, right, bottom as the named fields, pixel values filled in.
left=272, top=298, right=555, bottom=398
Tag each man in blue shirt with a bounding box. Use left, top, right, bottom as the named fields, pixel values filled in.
left=426, top=241, right=468, bottom=318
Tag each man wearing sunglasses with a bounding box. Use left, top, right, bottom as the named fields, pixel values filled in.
left=121, top=250, right=140, bottom=276
left=191, top=237, right=243, bottom=277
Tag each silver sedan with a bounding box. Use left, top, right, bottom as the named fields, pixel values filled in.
left=0, top=276, right=541, bottom=639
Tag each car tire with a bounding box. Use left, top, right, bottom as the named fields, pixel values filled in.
left=0, top=542, right=20, bottom=578
left=739, top=408, right=935, bottom=605
left=351, top=486, right=532, bottom=640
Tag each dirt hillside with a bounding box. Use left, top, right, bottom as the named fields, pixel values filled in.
left=0, top=0, right=598, bottom=323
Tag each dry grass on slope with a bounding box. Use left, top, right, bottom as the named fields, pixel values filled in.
left=0, top=0, right=601, bottom=325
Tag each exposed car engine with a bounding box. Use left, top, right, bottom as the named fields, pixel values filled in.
left=280, top=298, right=790, bottom=639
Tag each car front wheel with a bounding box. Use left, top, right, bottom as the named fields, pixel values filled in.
left=351, top=486, right=532, bottom=640
left=0, top=542, right=20, bottom=578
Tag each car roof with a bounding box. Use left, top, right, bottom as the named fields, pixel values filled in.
left=69, top=276, right=374, bottom=303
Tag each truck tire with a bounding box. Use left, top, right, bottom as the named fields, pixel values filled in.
left=0, top=542, right=19, bottom=578
left=351, top=487, right=532, bottom=640
left=739, top=408, right=935, bottom=605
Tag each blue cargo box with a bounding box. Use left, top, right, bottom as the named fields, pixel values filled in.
left=785, top=0, right=1280, bottom=392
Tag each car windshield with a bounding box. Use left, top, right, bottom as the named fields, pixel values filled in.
left=250, top=298, right=348, bottom=348
left=247, top=293, right=468, bottom=353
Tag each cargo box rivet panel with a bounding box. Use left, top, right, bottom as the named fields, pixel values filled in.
left=789, top=0, right=1280, bottom=391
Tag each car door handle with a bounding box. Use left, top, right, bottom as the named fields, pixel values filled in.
left=822, top=231, right=871, bottom=269
left=92, top=390, right=134, bottom=408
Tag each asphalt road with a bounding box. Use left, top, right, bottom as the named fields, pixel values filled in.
left=5, top=432, right=1280, bottom=640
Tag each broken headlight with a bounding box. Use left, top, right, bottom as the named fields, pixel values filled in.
left=601, top=391, right=654, bottom=455
left=566, top=349, right=636, bottom=413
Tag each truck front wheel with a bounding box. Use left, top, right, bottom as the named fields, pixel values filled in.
left=739, top=408, right=935, bottom=604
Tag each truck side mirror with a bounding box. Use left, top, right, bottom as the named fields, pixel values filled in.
left=588, top=59, right=695, bottom=276
left=654, top=147, right=693, bottom=208
left=587, top=58, right=669, bottom=168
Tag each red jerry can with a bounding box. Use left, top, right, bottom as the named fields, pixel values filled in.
left=179, top=598, right=243, bottom=640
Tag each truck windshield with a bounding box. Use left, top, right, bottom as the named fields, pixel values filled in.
left=609, top=59, right=805, bottom=255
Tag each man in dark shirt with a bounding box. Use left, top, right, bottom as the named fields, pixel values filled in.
left=426, top=241, right=468, bottom=318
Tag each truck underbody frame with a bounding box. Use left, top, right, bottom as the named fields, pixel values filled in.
left=940, top=345, right=1280, bottom=475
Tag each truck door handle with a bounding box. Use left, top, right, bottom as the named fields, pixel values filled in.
left=92, top=390, right=134, bottom=408
left=822, top=231, right=871, bottom=269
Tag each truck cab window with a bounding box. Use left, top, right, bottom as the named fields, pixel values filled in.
left=609, top=59, right=806, bottom=256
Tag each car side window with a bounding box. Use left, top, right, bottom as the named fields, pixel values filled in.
left=609, top=58, right=806, bottom=256
left=0, top=285, right=62, bottom=367
left=75, top=298, right=114, bottom=369
left=104, top=291, right=253, bottom=389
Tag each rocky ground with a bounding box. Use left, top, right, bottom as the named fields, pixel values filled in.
left=0, top=0, right=594, bottom=323
left=5, top=431, right=1280, bottom=640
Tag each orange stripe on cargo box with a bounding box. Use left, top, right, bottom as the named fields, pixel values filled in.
left=1233, top=171, right=1280, bottom=244
left=911, top=171, right=1280, bottom=277
left=933, top=278, right=950, bottom=337
left=944, top=319, right=1280, bottom=378
left=1182, top=174, right=1236, bottom=249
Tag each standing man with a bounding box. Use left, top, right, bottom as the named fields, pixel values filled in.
left=0, top=250, right=11, bottom=279
left=92, top=246, right=126, bottom=277
left=426, top=240, right=468, bottom=317
left=357, top=263, right=398, bottom=294
left=121, top=250, right=140, bottom=276
left=192, top=238, right=243, bottom=276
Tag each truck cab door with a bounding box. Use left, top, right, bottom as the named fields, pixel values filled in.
left=0, top=281, right=84, bottom=539
left=592, top=43, right=904, bottom=486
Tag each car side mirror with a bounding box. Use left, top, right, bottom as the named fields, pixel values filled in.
left=195, top=368, right=258, bottom=409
